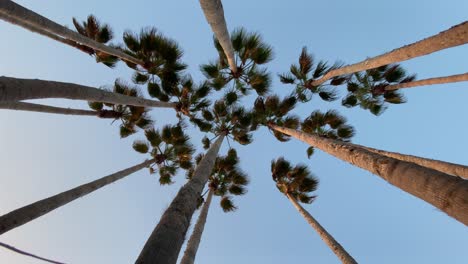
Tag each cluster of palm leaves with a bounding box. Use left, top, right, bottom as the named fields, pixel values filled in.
left=72, top=15, right=119, bottom=67
left=279, top=47, right=345, bottom=102
left=201, top=28, right=273, bottom=98
left=271, top=157, right=318, bottom=203
left=88, top=79, right=153, bottom=138
left=132, top=123, right=194, bottom=185
left=341, top=64, right=415, bottom=115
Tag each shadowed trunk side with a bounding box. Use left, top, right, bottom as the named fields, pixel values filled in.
left=269, top=124, right=468, bottom=225
left=286, top=194, right=358, bottom=264
left=136, top=134, right=225, bottom=264
left=0, top=159, right=154, bottom=235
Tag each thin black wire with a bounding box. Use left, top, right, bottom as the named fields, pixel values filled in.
left=0, top=241, right=66, bottom=264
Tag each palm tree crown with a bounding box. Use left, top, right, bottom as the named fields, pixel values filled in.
left=88, top=80, right=153, bottom=138
left=271, top=157, right=319, bottom=203
left=132, top=123, right=195, bottom=185
left=201, top=28, right=273, bottom=97
left=72, top=15, right=119, bottom=67
left=342, top=64, right=415, bottom=115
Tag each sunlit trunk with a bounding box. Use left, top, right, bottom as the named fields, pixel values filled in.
left=286, top=194, right=358, bottom=264
left=385, top=72, right=468, bottom=91
left=180, top=189, right=214, bottom=264
left=311, top=21, right=468, bottom=86
left=136, top=134, right=225, bottom=264
left=0, top=159, right=154, bottom=235
left=0, top=0, right=143, bottom=65
left=199, top=0, right=237, bottom=73
left=269, top=124, right=468, bottom=225
left=0, top=76, right=176, bottom=109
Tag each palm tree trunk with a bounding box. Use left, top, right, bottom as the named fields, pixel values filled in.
left=0, top=10, right=92, bottom=55
left=311, top=21, right=468, bottom=86
left=0, top=159, right=154, bottom=235
left=385, top=72, right=468, bottom=91
left=286, top=194, right=357, bottom=264
left=0, top=242, right=65, bottom=264
left=269, top=124, right=468, bottom=225
left=0, top=76, right=176, bottom=109
left=180, top=189, right=214, bottom=264
left=352, top=143, right=468, bottom=179
left=0, top=101, right=97, bottom=116
left=0, top=0, right=144, bottom=66
left=198, top=0, right=237, bottom=73
left=136, top=134, right=225, bottom=264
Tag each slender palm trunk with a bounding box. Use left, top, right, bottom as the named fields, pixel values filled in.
left=269, top=124, right=468, bottom=225
left=286, top=194, right=357, bottom=264
left=198, top=0, right=237, bottom=73
left=311, top=21, right=468, bottom=86
left=180, top=189, right=214, bottom=264
left=0, top=242, right=65, bottom=264
left=136, top=134, right=225, bottom=264
left=352, top=143, right=468, bottom=179
left=0, top=76, right=176, bottom=109
left=0, top=0, right=143, bottom=66
left=0, top=10, right=91, bottom=55
left=385, top=72, right=468, bottom=91
left=0, top=159, right=154, bottom=235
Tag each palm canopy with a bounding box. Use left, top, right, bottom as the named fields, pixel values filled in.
left=341, top=64, right=415, bottom=115
left=271, top=157, right=319, bottom=204
left=88, top=80, right=153, bottom=138
left=124, top=28, right=186, bottom=83
left=250, top=94, right=300, bottom=142
left=279, top=47, right=345, bottom=103
left=191, top=99, right=254, bottom=146
left=72, top=15, right=119, bottom=68
left=201, top=28, right=273, bottom=97
left=132, top=123, right=195, bottom=185
left=189, top=148, right=249, bottom=212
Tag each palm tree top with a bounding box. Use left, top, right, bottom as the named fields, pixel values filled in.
left=271, top=157, right=319, bottom=204
left=342, top=64, right=415, bottom=115
left=201, top=28, right=274, bottom=96
left=279, top=47, right=345, bottom=103
left=133, top=123, right=195, bottom=185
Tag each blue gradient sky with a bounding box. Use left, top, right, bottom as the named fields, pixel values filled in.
left=1, top=0, right=467, bottom=263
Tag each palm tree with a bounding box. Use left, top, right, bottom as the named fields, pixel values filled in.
left=309, top=21, right=468, bottom=86
left=279, top=47, right=344, bottom=103
left=271, top=158, right=358, bottom=264
left=0, top=158, right=155, bottom=235
left=0, top=76, right=176, bottom=109
left=136, top=100, right=254, bottom=264
left=0, top=0, right=144, bottom=66
left=201, top=28, right=273, bottom=97
left=384, top=72, right=468, bottom=91
left=181, top=149, right=249, bottom=264
left=348, top=143, right=468, bottom=179
left=0, top=101, right=113, bottom=117
left=341, top=64, right=415, bottom=115
left=132, top=124, right=195, bottom=184
left=268, top=124, right=468, bottom=225
left=198, top=0, right=237, bottom=74
left=72, top=15, right=119, bottom=68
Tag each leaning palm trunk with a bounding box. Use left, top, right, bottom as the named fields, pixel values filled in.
left=0, top=10, right=91, bottom=55
left=352, top=143, right=468, bottom=179
left=0, top=0, right=143, bottom=66
left=199, top=0, right=237, bottom=73
left=269, top=124, right=468, bottom=225
left=136, top=134, right=225, bottom=264
left=0, top=159, right=154, bottom=235
left=311, top=21, right=468, bottom=86
left=385, top=72, right=468, bottom=91
left=286, top=194, right=357, bottom=264
left=180, top=189, right=214, bottom=264
left=0, top=76, right=176, bottom=109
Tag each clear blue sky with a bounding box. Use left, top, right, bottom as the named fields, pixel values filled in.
left=1, top=0, right=467, bottom=263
